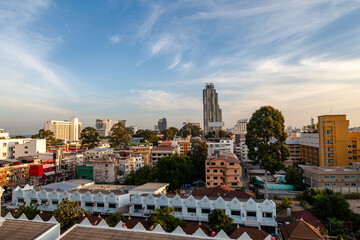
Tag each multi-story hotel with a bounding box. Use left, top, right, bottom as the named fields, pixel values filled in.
left=203, top=83, right=222, bottom=134
left=205, top=152, right=242, bottom=188
left=44, top=117, right=82, bottom=142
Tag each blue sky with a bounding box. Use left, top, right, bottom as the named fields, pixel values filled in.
left=1, top=0, right=360, bottom=135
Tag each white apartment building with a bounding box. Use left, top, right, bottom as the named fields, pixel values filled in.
left=130, top=193, right=277, bottom=227
left=299, top=133, right=319, bottom=148
left=0, top=138, right=46, bottom=160
left=44, top=117, right=82, bottom=142
left=151, top=146, right=180, bottom=165
left=0, top=129, right=10, bottom=139
left=231, top=119, right=248, bottom=134
left=207, top=139, right=234, bottom=157
left=95, top=119, right=117, bottom=137
left=85, top=148, right=113, bottom=160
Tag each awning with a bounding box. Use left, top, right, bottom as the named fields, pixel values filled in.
left=44, top=171, right=56, bottom=176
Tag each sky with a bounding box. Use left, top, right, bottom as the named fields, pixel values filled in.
left=1, top=0, right=360, bottom=135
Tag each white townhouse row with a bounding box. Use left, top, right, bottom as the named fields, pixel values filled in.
left=129, top=193, right=277, bottom=227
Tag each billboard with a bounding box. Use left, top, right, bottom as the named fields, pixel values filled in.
left=209, top=122, right=224, bottom=127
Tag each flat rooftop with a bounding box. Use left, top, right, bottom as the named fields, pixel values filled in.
left=129, top=183, right=169, bottom=193
left=42, top=179, right=94, bottom=191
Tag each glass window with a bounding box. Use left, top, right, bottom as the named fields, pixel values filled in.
left=147, top=205, right=155, bottom=210
left=229, top=162, right=234, bottom=166
left=345, top=176, right=349, bottom=179
left=328, top=140, right=333, bottom=144
left=351, top=183, right=356, bottom=186
left=324, top=176, right=329, bottom=179
left=247, top=211, right=256, bottom=217
left=330, top=176, right=335, bottom=179
left=202, top=209, right=210, bottom=214
left=97, top=203, right=104, bottom=208
left=109, top=203, right=116, bottom=208
left=327, top=130, right=333, bottom=134
left=231, top=211, right=241, bottom=216
left=213, top=170, right=218, bottom=173
left=188, top=208, right=196, bottom=213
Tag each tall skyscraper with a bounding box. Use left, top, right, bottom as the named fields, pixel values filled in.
left=203, top=83, right=222, bottom=134
left=158, top=118, right=167, bottom=131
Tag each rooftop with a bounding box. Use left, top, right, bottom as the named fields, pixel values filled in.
left=0, top=219, right=56, bottom=240
left=129, top=183, right=169, bottom=194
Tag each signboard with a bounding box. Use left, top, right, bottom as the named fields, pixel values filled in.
left=209, top=122, right=224, bottom=127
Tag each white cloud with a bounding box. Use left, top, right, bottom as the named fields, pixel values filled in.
left=137, top=5, right=163, bottom=39
left=109, top=34, right=121, bottom=44
left=128, top=90, right=201, bottom=111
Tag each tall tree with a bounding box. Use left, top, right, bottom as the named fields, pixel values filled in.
left=312, top=194, right=352, bottom=221
left=180, top=123, right=201, bottom=137
left=147, top=207, right=185, bottom=232
left=133, top=129, right=158, bottom=145
left=109, top=123, right=131, bottom=149
left=188, top=139, right=208, bottom=181
left=208, top=209, right=233, bottom=233
left=169, top=127, right=180, bottom=137
left=245, top=106, right=289, bottom=199
left=32, top=129, right=61, bottom=146
left=53, top=198, right=85, bottom=229
left=285, top=167, right=304, bottom=191
left=80, top=127, right=99, bottom=149
left=124, top=165, right=154, bottom=185
left=161, top=129, right=174, bottom=140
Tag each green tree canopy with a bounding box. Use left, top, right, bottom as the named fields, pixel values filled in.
left=80, top=127, right=99, bottom=149
left=188, top=139, right=208, bottom=181
left=124, top=165, right=154, bottom=185
left=180, top=123, right=201, bottom=137
left=168, top=127, right=180, bottom=137
left=106, top=213, right=125, bottom=227
left=301, top=188, right=323, bottom=205
left=245, top=106, right=289, bottom=198
left=285, top=167, right=304, bottom=191
left=161, top=129, right=174, bottom=140
left=32, top=129, right=62, bottom=146
left=147, top=207, right=185, bottom=232
left=312, top=194, right=352, bottom=221
left=15, top=201, right=40, bottom=220
left=208, top=209, right=233, bottom=233
left=53, top=198, right=85, bottom=229
left=133, top=129, right=158, bottom=145
left=109, top=123, right=131, bottom=149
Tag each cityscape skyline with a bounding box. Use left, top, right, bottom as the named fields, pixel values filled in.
left=1, top=0, right=360, bottom=135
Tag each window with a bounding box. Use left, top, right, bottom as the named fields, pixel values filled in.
left=207, top=170, right=210, bottom=173
left=351, top=183, right=356, bottom=186
left=353, top=145, right=356, bottom=148
left=97, top=203, right=104, bottom=208
left=328, top=147, right=333, bottom=152
left=235, top=177, right=237, bottom=180
left=134, top=205, right=142, bottom=210
left=229, top=162, right=234, bottom=166
left=105, top=164, right=108, bottom=167
left=331, top=183, right=336, bottom=186
left=324, top=176, right=329, bottom=179
left=348, top=151, right=352, bottom=154
left=213, top=170, right=218, bottom=173
left=30, top=199, right=38, bottom=204
left=85, top=202, right=93, bottom=207
left=41, top=200, right=47, bottom=205
left=231, top=182, right=237, bottom=186
left=231, top=211, right=241, bottom=216
left=328, top=153, right=334, bottom=157
left=247, top=211, right=256, bottom=217
left=207, top=162, right=209, bottom=165
left=330, top=176, right=335, bottom=179
left=52, top=200, right=59, bottom=205
left=188, top=208, right=196, bottom=213
left=348, top=145, right=352, bottom=148
left=2, top=153, right=6, bottom=157
left=147, top=205, right=155, bottom=210
left=351, top=176, right=356, bottom=179
left=214, top=183, right=218, bottom=186
left=2, top=143, right=6, bottom=147
left=325, top=183, right=330, bottom=186
left=18, top=198, right=24, bottom=203
left=214, top=176, right=218, bottom=180
left=211, top=162, right=215, bottom=166
left=109, top=203, right=116, bottom=209
left=25, top=146, right=28, bottom=149
left=328, top=140, right=333, bottom=144
left=202, top=209, right=210, bottom=214
left=263, top=212, right=272, bottom=218
left=345, top=183, right=350, bottom=186
left=221, top=162, right=224, bottom=166
left=207, top=176, right=210, bottom=179
left=345, top=176, right=350, bottom=179
left=207, top=182, right=210, bottom=185
left=234, top=170, right=237, bottom=173
left=329, top=159, right=334, bottom=163
left=174, top=207, right=182, bottom=212
left=327, top=130, right=333, bottom=134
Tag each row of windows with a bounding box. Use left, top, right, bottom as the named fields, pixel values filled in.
left=208, top=162, right=235, bottom=166
left=324, top=175, right=357, bottom=179
left=325, top=183, right=356, bottom=186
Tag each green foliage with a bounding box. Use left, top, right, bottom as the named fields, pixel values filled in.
left=32, top=129, right=62, bottom=146
left=153, top=154, right=194, bottom=191
left=53, top=198, right=85, bottom=229
left=277, top=197, right=293, bottom=214
left=285, top=167, right=304, bottom=191
left=245, top=106, right=289, bottom=173
left=147, top=207, right=185, bottom=232
left=133, top=129, right=158, bottom=145
left=301, top=188, right=323, bottom=205
left=250, top=176, right=258, bottom=184
left=109, top=123, right=131, bottom=149
left=344, top=192, right=360, bottom=199
left=312, top=194, right=351, bottom=221
left=327, top=217, right=345, bottom=236
left=187, top=139, right=208, bottom=181
left=208, top=209, right=233, bottom=233
left=168, top=127, right=180, bottom=137
left=16, top=201, right=40, bottom=220
left=106, top=213, right=125, bottom=227
left=161, top=129, right=174, bottom=140
left=204, top=130, right=230, bottom=139
left=124, top=165, right=154, bottom=185
left=80, top=127, right=100, bottom=149
left=180, top=123, right=202, bottom=137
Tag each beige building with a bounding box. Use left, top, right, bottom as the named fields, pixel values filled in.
left=129, top=143, right=152, bottom=165
left=205, top=152, right=242, bottom=188
left=304, top=162, right=360, bottom=194
left=92, top=157, right=118, bottom=183
left=44, top=117, right=82, bottom=142
left=151, top=146, right=179, bottom=165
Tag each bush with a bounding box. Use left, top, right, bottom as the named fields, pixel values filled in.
left=208, top=209, right=233, bottom=233
left=147, top=207, right=185, bottom=232
left=106, top=213, right=125, bottom=227
left=15, top=201, right=40, bottom=220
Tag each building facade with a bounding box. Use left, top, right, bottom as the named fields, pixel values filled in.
left=157, top=118, right=167, bottom=131
left=151, top=146, right=179, bottom=165
left=203, top=83, right=222, bottom=134
left=284, top=139, right=302, bottom=167
left=207, top=139, right=234, bottom=157
left=205, top=152, right=242, bottom=188
left=0, top=138, right=46, bottom=160
left=44, top=117, right=82, bottom=141
left=231, top=119, right=248, bottom=134
left=299, top=133, right=319, bottom=166
left=95, top=119, right=117, bottom=137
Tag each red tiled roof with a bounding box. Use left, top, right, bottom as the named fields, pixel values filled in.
left=280, top=220, right=325, bottom=240
left=228, top=226, right=269, bottom=240
left=191, top=185, right=255, bottom=199
left=291, top=210, right=326, bottom=230
left=181, top=222, right=212, bottom=236
left=153, top=146, right=174, bottom=151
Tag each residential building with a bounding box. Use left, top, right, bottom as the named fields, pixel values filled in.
left=0, top=138, right=46, bottom=160
left=207, top=138, right=234, bottom=157
left=205, top=152, right=242, bottom=188
left=157, top=118, right=167, bottom=131
left=0, top=129, right=10, bottom=139
left=126, top=125, right=138, bottom=135
left=303, top=163, right=360, bottom=193
left=44, top=117, right=82, bottom=141
left=151, top=146, right=179, bottom=165
left=299, top=133, right=319, bottom=166
left=203, top=83, right=222, bottom=134
left=182, top=120, right=201, bottom=129
left=231, top=119, right=248, bottom=134
left=291, top=210, right=325, bottom=230
left=130, top=192, right=276, bottom=227
left=280, top=220, right=325, bottom=240
left=234, top=133, right=249, bottom=162
left=284, top=139, right=302, bottom=167
left=95, top=119, right=117, bottom=137
left=192, top=185, right=255, bottom=199
left=85, top=148, right=113, bottom=161
left=128, top=143, right=152, bottom=165
left=118, top=154, right=144, bottom=177
left=92, top=156, right=118, bottom=183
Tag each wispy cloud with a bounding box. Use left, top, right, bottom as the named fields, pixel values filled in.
left=136, top=5, right=163, bottom=39
left=109, top=34, right=122, bottom=44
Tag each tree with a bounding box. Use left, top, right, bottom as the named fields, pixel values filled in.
left=15, top=201, right=40, bottom=220
left=53, top=198, right=85, bottom=229
left=327, top=217, right=345, bottom=236
left=285, top=167, right=304, bottom=191
left=106, top=213, right=125, bottom=227
left=245, top=106, right=289, bottom=199
left=147, top=207, right=185, bottom=232
left=169, top=127, right=180, bottom=137
left=32, top=129, right=62, bottom=146
left=301, top=188, right=323, bottom=205
left=80, top=127, right=99, bottom=149
left=133, top=129, right=158, bottom=145
left=124, top=165, right=154, bottom=185
left=188, top=139, right=208, bottom=181
left=277, top=197, right=293, bottom=214
left=109, top=123, right=131, bottom=149
left=152, top=154, right=193, bottom=191
left=180, top=123, right=201, bottom=138
left=161, top=129, right=174, bottom=140
left=208, top=209, right=233, bottom=233
left=312, top=194, right=352, bottom=221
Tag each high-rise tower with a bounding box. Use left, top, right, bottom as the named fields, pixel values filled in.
left=203, top=83, right=222, bottom=134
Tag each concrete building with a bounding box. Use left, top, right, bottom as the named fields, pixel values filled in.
left=118, top=154, right=144, bottom=177
left=95, top=119, right=117, bottom=137
left=299, top=133, right=319, bottom=166
left=130, top=192, right=276, bottom=227
left=92, top=157, right=118, bottom=183
left=0, top=129, right=10, bottom=139
left=85, top=148, right=113, bottom=161
left=284, top=139, right=302, bottom=167
left=151, top=146, right=180, bottom=165
left=44, top=117, right=82, bottom=141
left=303, top=162, right=360, bottom=193
left=203, top=83, right=222, bottom=134
left=157, top=118, right=167, bottom=131
left=234, top=133, right=249, bottom=163
left=207, top=138, right=234, bottom=157
left=206, top=152, right=242, bottom=188
left=129, top=143, right=152, bottom=166
left=0, top=138, right=46, bottom=160
left=231, top=119, right=248, bottom=134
